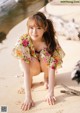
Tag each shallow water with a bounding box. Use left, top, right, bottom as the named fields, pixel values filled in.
left=0, top=0, right=47, bottom=42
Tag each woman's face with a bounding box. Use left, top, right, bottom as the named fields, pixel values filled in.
left=28, top=20, right=45, bottom=42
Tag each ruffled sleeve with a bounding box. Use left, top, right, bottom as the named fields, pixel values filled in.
left=12, top=34, right=32, bottom=63
left=40, top=40, right=65, bottom=70
left=50, top=39, right=65, bottom=69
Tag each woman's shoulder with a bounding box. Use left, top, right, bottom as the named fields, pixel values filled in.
left=17, top=34, right=33, bottom=47
left=20, top=33, right=30, bottom=40
left=18, top=34, right=31, bottom=43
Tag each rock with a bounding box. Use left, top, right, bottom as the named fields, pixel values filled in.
left=0, top=32, right=6, bottom=43
left=0, top=0, right=17, bottom=17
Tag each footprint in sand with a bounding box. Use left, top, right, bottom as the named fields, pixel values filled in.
left=18, top=87, right=25, bottom=94
left=17, top=82, right=44, bottom=94
left=56, top=110, right=63, bottom=113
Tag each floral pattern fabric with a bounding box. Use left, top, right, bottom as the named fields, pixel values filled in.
left=13, top=34, right=65, bottom=69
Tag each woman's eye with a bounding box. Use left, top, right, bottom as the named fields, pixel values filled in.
left=30, top=27, right=33, bottom=29
left=37, top=27, right=41, bottom=29
left=29, top=26, right=41, bottom=30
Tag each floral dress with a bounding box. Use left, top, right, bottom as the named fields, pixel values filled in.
left=13, top=34, right=65, bottom=69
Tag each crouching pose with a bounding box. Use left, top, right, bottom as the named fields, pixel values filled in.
left=71, top=60, right=80, bottom=84
left=13, top=12, right=65, bottom=110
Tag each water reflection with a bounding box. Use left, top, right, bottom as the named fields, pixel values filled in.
left=0, top=0, right=48, bottom=42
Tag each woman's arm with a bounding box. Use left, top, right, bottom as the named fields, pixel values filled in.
left=45, top=66, right=56, bottom=105
left=48, top=67, right=55, bottom=96
left=19, top=60, right=35, bottom=110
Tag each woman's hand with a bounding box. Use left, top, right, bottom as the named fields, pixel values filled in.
left=21, top=98, right=35, bottom=111
left=45, top=66, right=56, bottom=105
left=45, top=93, right=56, bottom=105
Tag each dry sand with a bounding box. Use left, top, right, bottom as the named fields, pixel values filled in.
left=0, top=1, right=80, bottom=113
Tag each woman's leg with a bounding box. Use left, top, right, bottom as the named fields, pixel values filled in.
left=40, top=59, right=56, bottom=89
left=19, top=57, right=41, bottom=87
left=19, top=58, right=41, bottom=110
left=40, top=59, right=49, bottom=89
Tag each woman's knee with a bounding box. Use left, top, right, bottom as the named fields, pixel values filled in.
left=19, top=58, right=41, bottom=76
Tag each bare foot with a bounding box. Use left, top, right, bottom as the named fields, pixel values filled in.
left=44, top=78, right=56, bottom=89
left=44, top=82, right=48, bottom=89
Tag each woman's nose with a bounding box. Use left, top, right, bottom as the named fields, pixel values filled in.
left=33, top=28, right=37, bottom=34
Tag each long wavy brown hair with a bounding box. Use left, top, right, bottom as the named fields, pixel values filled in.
left=27, top=12, right=57, bottom=55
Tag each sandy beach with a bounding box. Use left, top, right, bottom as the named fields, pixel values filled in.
left=0, top=1, right=80, bottom=113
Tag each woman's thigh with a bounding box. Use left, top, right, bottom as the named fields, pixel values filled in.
left=30, top=57, right=41, bottom=76
left=19, top=57, right=41, bottom=76
left=40, top=59, right=48, bottom=78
